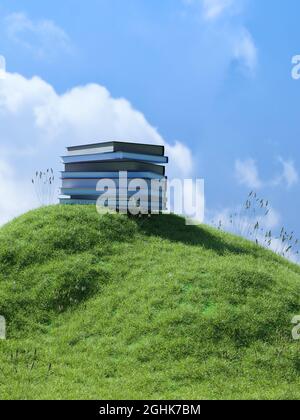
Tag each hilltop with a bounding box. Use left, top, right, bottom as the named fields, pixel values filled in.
left=0, top=205, right=299, bottom=400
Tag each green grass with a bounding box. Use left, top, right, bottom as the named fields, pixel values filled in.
left=0, top=205, right=300, bottom=400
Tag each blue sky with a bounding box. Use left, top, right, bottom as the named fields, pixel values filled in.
left=0, top=0, right=299, bottom=236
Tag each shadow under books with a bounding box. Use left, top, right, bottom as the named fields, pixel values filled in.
left=135, top=213, right=248, bottom=256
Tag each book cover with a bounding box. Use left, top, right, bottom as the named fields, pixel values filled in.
left=61, top=178, right=167, bottom=189
left=61, top=151, right=168, bottom=165
left=67, top=141, right=165, bottom=157
left=61, top=172, right=167, bottom=180
left=61, top=189, right=166, bottom=199
left=64, top=161, right=165, bottom=175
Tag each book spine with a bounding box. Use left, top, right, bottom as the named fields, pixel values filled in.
left=61, top=178, right=167, bottom=188
left=61, top=152, right=168, bottom=165
left=64, top=163, right=165, bottom=176
left=61, top=189, right=167, bottom=199
left=61, top=172, right=167, bottom=179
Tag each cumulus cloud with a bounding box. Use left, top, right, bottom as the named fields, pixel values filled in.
left=0, top=72, right=194, bottom=224
left=4, top=13, right=71, bottom=59
left=183, top=0, right=257, bottom=74
left=184, top=0, right=235, bottom=19
left=275, top=158, right=299, bottom=188
left=209, top=205, right=280, bottom=231
left=0, top=56, right=6, bottom=79
left=201, top=0, right=234, bottom=20
left=235, top=157, right=299, bottom=190
left=0, top=158, right=37, bottom=225
left=208, top=203, right=300, bottom=264
left=233, top=29, right=257, bottom=74
left=235, top=159, right=263, bottom=189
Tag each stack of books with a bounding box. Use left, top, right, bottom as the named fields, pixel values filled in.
left=59, top=141, right=168, bottom=212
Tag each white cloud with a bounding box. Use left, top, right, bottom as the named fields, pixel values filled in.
left=202, top=0, right=234, bottom=20
left=235, top=157, right=299, bottom=191
left=277, top=158, right=299, bottom=188
left=166, top=141, right=193, bottom=177
left=208, top=201, right=282, bottom=260
left=4, top=13, right=71, bottom=59
left=0, top=158, right=38, bottom=225
left=184, top=0, right=234, bottom=20
left=206, top=205, right=300, bottom=262
left=183, top=0, right=257, bottom=74
left=0, top=72, right=194, bottom=224
left=209, top=205, right=280, bottom=232
left=0, top=55, right=6, bottom=79
left=235, top=159, right=263, bottom=189
left=233, top=29, right=257, bottom=74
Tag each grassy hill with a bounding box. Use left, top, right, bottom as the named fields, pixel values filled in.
left=0, top=205, right=300, bottom=400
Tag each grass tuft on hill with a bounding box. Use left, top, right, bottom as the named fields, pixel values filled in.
left=0, top=205, right=300, bottom=400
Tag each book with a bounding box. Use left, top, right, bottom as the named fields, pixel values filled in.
left=64, top=161, right=165, bottom=175
left=61, top=152, right=168, bottom=165
left=60, top=141, right=168, bottom=213
left=67, top=141, right=165, bottom=157
left=61, top=172, right=167, bottom=180
left=61, top=178, right=167, bottom=189
left=61, top=189, right=167, bottom=199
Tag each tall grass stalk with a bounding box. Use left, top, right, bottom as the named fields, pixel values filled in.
left=32, top=169, right=55, bottom=206
left=212, top=192, right=299, bottom=263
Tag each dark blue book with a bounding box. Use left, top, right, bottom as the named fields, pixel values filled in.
left=67, top=141, right=165, bottom=157
left=61, top=151, right=168, bottom=165
left=64, top=161, right=165, bottom=176
left=61, top=177, right=167, bottom=189
left=61, top=171, right=167, bottom=180
left=61, top=189, right=166, bottom=198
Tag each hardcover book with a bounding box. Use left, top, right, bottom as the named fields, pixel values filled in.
left=61, top=171, right=166, bottom=180
left=64, top=161, right=165, bottom=175
left=61, top=190, right=167, bottom=199
left=61, top=177, right=167, bottom=189
left=67, top=141, right=165, bottom=157
left=61, top=151, right=168, bottom=165
left=60, top=141, right=168, bottom=212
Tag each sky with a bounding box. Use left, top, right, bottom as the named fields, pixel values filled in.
left=0, top=0, right=300, bottom=237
